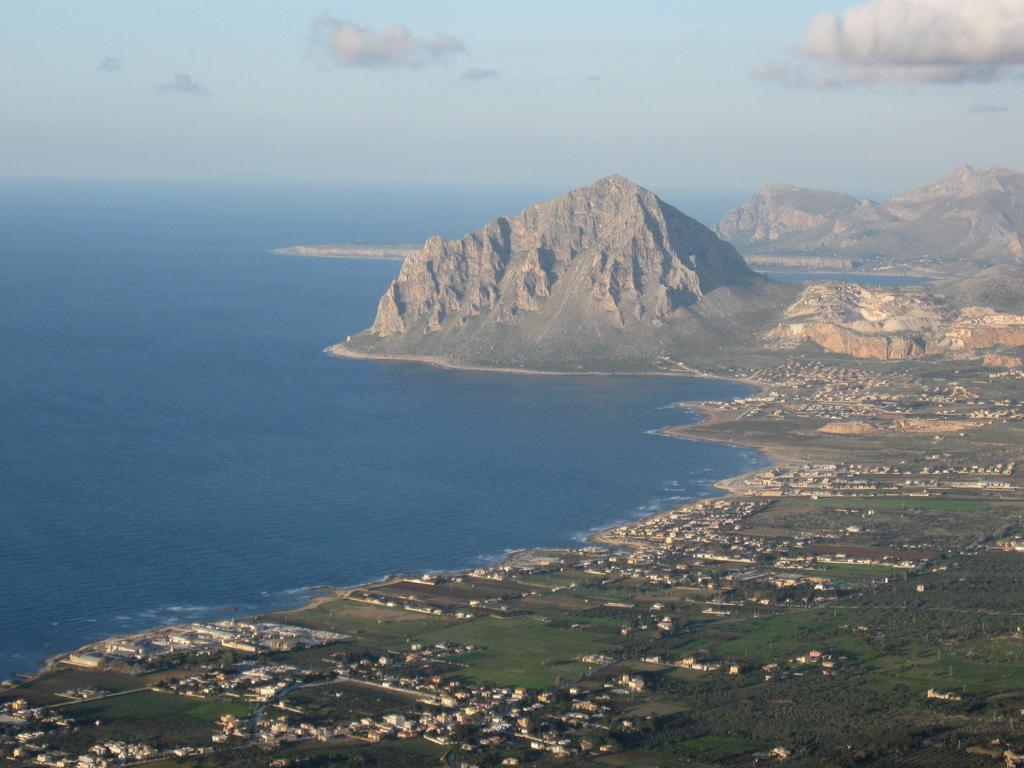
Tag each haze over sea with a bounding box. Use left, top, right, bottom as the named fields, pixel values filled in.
left=0, top=179, right=770, bottom=680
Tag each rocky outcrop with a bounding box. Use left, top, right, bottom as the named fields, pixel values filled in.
left=781, top=322, right=927, bottom=360
left=771, top=282, right=946, bottom=359
left=983, top=353, right=1023, bottom=369
left=719, top=165, right=1024, bottom=275
left=335, top=176, right=793, bottom=371
left=817, top=421, right=878, bottom=435
left=940, top=308, right=1024, bottom=351
left=819, top=419, right=982, bottom=435
left=773, top=281, right=1024, bottom=360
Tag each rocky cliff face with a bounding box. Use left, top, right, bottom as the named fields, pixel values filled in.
left=772, top=281, right=1024, bottom=360
left=336, top=176, right=791, bottom=371
left=983, top=353, right=1023, bottom=369
left=718, top=166, right=1024, bottom=274
left=941, top=309, right=1024, bottom=351
left=784, top=323, right=928, bottom=360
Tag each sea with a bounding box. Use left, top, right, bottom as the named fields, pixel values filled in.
left=1, top=179, right=878, bottom=681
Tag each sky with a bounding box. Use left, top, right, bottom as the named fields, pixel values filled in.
left=2, top=0, right=1023, bottom=197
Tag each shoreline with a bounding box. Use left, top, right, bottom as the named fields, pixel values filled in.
left=325, top=343, right=724, bottom=379
left=5, top=360, right=780, bottom=692
left=587, top=398, right=791, bottom=549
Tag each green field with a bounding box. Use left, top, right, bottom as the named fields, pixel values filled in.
left=65, top=690, right=250, bottom=722
left=1, top=668, right=145, bottom=707
left=265, top=598, right=455, bottom=645
left=668, top=608, right=874, bottom=665
left=418, top=615, right=616, bottom=688
left=814, top=497, right=989, bottom=513
left=662, top=734, right=768, bottom=762
left=868, top=646, right=1024, bottom=695
left=283, top=681, right=421, bottom=722
left=61, top=691, right=251, bottom=747
left=808, top=562, right=903, bottom=579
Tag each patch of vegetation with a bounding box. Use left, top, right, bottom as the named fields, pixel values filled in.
left=61, top=691, right=250, bottom=748
left=418, top=615, right=616, bottom=688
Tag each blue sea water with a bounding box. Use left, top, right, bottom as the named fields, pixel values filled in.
left=0, top=179, right=767, bottom=680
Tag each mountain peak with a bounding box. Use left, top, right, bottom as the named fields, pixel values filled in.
left=893, top=164, right=1022, bottom=205
left=593, top=173, right=638, bottom=187
left=759, top=183, right=808, bottom=196
left=562, top=174, right=658, bottom=207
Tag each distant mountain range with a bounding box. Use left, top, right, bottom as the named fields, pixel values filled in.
left=332, top=175, right=792, bottom=371
left=718, top=165, right=1024, bottom=275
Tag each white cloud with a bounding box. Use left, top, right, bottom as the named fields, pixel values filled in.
left=756, top=0, right=1024, bottom=86
left=311, top=15, right=466, bottom=70
left=158, top=73, right=208, bottom=95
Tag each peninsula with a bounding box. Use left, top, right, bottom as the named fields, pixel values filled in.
left=331, top=175, right=794, bottom=372
left=272, top=243, right=417, bottom=260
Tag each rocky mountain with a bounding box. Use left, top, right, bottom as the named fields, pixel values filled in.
left=718, top=166, right=1024, bottom=275
left=333, top=175, right=793, bottom=371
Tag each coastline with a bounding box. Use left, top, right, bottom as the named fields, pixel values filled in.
left=587, top=398, right=791, bottom=550
left=325, top=343, right=721, bottom=379
left=6, top=360, right=778, bottom=692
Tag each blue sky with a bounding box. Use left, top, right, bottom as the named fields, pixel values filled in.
left=2, top=0, right=1022, bottom=196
